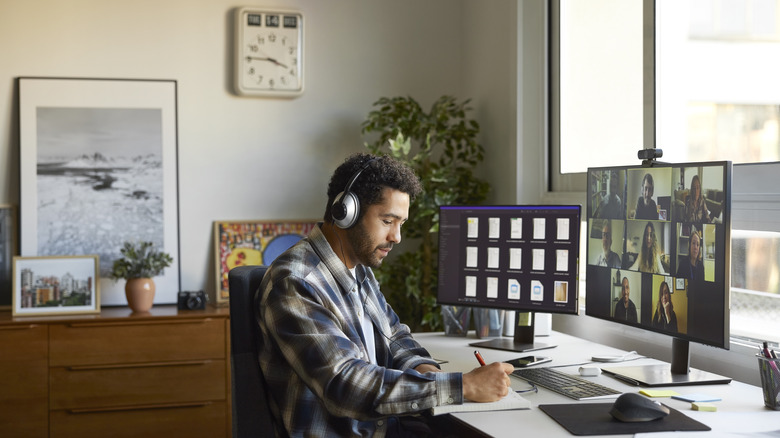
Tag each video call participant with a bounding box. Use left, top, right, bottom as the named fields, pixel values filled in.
left=630, top=222, right=667, bottom=274
left=596, top=220, right=621, bottom=268
left=651, top=281, right=677, bottom=332
left=595, top=170, right=624, bottom=219
left=683, top=174, right=711, bottom=223
left=634, top=173, right=659, bottom=220
left=257, top=153, right=514, bottom=437
left=614, top=277, right=638, bottom=323
left=676, top=230, right=705, bottom=281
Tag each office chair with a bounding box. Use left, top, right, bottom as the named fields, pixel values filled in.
left=228, top=265, right=280, bottom=438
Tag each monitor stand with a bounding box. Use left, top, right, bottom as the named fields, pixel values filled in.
left=602, top=338, right=732, bottom=387
left=469, top=312, right=556, bottom=353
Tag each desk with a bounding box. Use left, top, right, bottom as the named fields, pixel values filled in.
left=415, top=331, right=779, bottom=437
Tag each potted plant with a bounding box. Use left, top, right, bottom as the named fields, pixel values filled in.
left=110, top=241, right=173, bottom=312
left=361, top=95, right=490, bottom=331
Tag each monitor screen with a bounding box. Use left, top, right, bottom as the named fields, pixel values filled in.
left=586, top=161, right=732, bottom=385
left=437, top=205, right=581, bottom=315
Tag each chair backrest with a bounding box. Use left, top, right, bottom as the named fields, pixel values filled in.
left=228, top=265, right=278, bottom=438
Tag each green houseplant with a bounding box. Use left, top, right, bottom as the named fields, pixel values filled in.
left=111, top=241, right=173, bottom=312
left=361, top=95, right=490, bottom=331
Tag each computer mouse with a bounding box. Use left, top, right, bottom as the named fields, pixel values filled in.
left=609, top=393, right=670, bottom=422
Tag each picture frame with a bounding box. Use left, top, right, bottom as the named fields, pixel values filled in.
left=0, top=204, right=17, bottom=308
left=18, top=77, right=180, bottom=306
left=212, top=220, right=317, bottom=306
left=12, top=255, right=100, bottom=316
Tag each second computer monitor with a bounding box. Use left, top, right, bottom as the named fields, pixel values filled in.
left=437, top=205, right=581, bottom=315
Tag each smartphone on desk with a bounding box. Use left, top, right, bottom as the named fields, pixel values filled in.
left=507, top=355, right=551, bottom=368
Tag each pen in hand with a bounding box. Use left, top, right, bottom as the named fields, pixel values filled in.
left=474, top=350, right=486, bottom=367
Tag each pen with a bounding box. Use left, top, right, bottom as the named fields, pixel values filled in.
left=474, top=350, right=486, bottom=367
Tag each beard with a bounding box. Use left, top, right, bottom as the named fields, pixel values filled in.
left=345, top=221, right=392, bottom=269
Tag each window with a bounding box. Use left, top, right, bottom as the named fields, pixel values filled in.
left=554, top=0, right=780, bottom=343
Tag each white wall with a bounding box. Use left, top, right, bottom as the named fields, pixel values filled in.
left=0, top=0, right=520, bottom=299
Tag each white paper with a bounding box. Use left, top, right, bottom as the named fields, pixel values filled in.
left=532, top=248, right=545, bottom=271
left=466, top=246, right=478, bottom=268
left=557, top=217, right=570, bottom=240
left=465, top=276, right=477, bottom=297
left=507, top=279, right=521, bottom=300
left=486, top=277, right=498, bottom=298
left=556, top=249, right=568, bottom=271
left=467, top=217, right=479, bottom=238
left=509, top=248, right=522, bottom=269
left=487, top=247, right=500, bottom=269
left=533, top=218, right=546, bottom=239
left=489, top=217, right=501, bottom=239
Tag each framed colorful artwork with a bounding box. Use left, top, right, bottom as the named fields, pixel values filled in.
left=12, top=255, right=100, bottom=316
left=212, top=220, right=316, bottom=306
left=17, top=77, right=180, bottom=306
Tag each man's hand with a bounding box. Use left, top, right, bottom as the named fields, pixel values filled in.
left=462, top=362, right=514, bottom=402
left=414, top=363, right=441, bottom=374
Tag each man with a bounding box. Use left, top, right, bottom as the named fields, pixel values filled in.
left=614, top=277, right=638, bottom=323
left=596, top=220, right=621, bottom=268
left=595, top=170, right=624, bottom=219
left=257, top=153, right=513, bottom=437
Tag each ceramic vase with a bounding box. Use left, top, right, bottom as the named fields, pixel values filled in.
left=125, top=278, right=155, bottom=312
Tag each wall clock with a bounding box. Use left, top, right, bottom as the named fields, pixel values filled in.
left=234, top=7, right=304, bottom=97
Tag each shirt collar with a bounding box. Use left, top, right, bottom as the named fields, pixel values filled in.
left=309, top=223, right=366, bottom=295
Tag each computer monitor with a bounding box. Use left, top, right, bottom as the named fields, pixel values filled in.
left=437, top=205, right=581, bottom=353
left=586, top=161, right=732, bottom=386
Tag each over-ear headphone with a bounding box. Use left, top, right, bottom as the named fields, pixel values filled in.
left=331, top=158, right=377, bottom=229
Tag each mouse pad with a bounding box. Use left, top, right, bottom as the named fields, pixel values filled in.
left=538, top=403, right=711, bottom=436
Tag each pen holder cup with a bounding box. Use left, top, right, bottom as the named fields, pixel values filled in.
left=441, top=306, right=471, bottom=337
left=757, top=355, right=780, bottom=410
left=473, top=308, right=505, bottom=339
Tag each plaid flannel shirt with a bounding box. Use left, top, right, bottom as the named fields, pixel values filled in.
left=257, top=224, right=462, bottom=437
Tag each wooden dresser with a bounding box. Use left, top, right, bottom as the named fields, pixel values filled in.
left=0, top=305, right=231, bottom=438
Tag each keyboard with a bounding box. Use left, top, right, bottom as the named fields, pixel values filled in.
left=512, top=367, right=622, bottom=400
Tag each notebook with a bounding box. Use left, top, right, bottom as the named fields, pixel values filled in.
left=430, top=390, right=531, bottom=416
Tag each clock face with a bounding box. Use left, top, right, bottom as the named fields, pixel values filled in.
left=235, top=8, right=303, bottom=97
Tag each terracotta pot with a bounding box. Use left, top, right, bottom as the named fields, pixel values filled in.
left=125, top=278, right=156, bottom=312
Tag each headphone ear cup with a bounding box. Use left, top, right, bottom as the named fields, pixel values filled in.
left=332, top=191, right=359, bottom=229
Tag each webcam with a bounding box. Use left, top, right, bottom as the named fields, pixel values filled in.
left=638, top=148, right=663, bottom=167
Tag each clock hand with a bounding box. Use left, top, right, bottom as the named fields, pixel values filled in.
left=245, top=56, right=288, bottom=69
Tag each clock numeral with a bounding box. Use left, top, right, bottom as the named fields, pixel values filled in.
left=248, top=44, right=259, bottom=53
left=256, top=36, right=265, bottom=45
left=281, top=36, right=287, bottom=46
left=268, top=33, right=277, bottom=43
left=268, top=78, right=275, bottom=88
left=280, top=76, right=287, bottom=85
left=256, top=75, right=264, bottom=85
left=248, top=67, right=255, bottom=75
left=288, top=46, right=296, bottom=55
left=289, top=68, right=295, bottom=76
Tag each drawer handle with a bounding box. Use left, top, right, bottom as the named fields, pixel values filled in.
left=67, top=318, right=213, bottom=328
left=0, top=324, right=40, bottom=330
left=68, top=401, right=212, bottom=414
left=67, top=360, right=212, bottom=371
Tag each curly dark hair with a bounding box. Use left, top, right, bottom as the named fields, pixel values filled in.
left=323, top=153, right=422, bottom=223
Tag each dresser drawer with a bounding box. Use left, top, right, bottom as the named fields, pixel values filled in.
left=50, top=359, right=226, bottom=410
left=50, top=317, right=225, bottom=366
left=50, top=400, right=227, bottom=438
left=0, top=323, right=47, bottom=361
left=0, top=324, right=48, bottom=437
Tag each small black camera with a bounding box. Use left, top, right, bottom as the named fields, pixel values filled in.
left=178, top=290, right=207, bottom=310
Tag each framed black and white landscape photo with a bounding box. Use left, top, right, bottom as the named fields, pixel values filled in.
left=18, top=78, right=180, bottom=306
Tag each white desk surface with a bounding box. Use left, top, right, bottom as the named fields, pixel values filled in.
left=414, top=331, right=780, bottom=437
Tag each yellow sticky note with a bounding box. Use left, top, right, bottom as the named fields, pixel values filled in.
left=692, top=402, right=717, bottom=412
left=639, top=389, right=680, bottom=397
